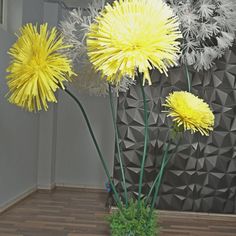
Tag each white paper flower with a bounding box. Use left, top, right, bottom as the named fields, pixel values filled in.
left=167, top=0, right=236, bottom=71
left=60, top=0, right=135, bottom=96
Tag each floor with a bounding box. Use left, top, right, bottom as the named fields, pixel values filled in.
left=0, top=188, right=235, bottom=236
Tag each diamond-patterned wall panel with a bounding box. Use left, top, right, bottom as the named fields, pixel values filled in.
left=113, top=46, right=236, bottom=213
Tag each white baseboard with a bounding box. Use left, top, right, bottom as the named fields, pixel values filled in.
left=0, top=186, right=37, bottom=214
left=0, top=183, right=103, bottom=213
left=37, top=183, right=56, bottom=191
left=158, top=210, right=236, bottom=218
left=56, top=183, right=104, bottom=190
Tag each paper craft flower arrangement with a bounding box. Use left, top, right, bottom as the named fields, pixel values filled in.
left=168, top=0, right=236, bottom=70
left=164, top=91, right=214, bottom=135
left=60, top=0, right=136, bottom=96
left=5, top=0, right=222, bottom=235
left=86, top=0, right=181, bottom=85
left=7, top=23, right=74, bottom=111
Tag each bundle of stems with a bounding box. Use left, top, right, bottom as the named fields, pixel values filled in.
left=64, top=70, right=187, bottom=219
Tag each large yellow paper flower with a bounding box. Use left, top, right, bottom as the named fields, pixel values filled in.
left=87, top=0, right=182, bottom=85
left=6, top=23, right=74, bottom=112
left=164, top=91, right=214, bottom=135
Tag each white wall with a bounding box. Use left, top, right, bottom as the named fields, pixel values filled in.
left=0, top=29, right=38, bottom=210
left=38, top=0, right=115, bottom=189
left=36, top=2, right=60, bottom=190
left=54, top=0, right=116, bottom=189
left=0, top=0, right=115, bottom=211
left=55, top=87, right=115, bottom=189
left=0, top=0, right=44, bottom=210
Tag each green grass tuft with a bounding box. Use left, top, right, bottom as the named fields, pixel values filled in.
left=108, top=199, right=158, bottom=236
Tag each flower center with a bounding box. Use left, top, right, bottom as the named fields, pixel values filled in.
left=29, top=47, right=47, bottom=71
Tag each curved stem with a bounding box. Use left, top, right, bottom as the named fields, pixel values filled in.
left=108, top=85, right=128, bottom=207
left=148, top=142, right=170, bottom=219
left=64, top=87, right=122, bottom=209
left=137, top=73, right=149, bottom=209
left=184, top=64, right=191, bottom=92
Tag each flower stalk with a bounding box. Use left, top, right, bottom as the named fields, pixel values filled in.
left=184, top=64, right=191, bottom=92
left=137, top=73, right=149, bottom=209
left=145, top=135, right=181, bottom=206
left=108, top=85, right=128, bottom=207
left=64, top=87, right=122, bottom=209
left=148, top=142, right=170, bottom=219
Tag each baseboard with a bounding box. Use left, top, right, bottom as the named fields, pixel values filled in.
left=0, top=183, right=104, bottom=213
left=110, top=207, right=236, bottom=218
left=38, top=183, right=103, bottom=192
left=37, top=183, right=56, bottom=191
left=0, top=186, right=37, bottom=214
left=158, top=210, right=236, bottom=218
left=56, top=183, right=104, bottom=191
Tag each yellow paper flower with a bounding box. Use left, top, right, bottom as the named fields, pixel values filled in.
left=6, top=23, right=74, bottom=112
left=164, top=91, right=214, bottom=135
left=87, top=0, right=182, bottom=85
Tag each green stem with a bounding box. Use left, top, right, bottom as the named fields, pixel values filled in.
left=108, top=85, right=128, bottom=207
left=137, top=73, right=149, bottom=209
left=184, top=64, right=191, bottom=92
left=148, top=142, right=170, bottom=219
left=64, top=87, right=122, bottom=209
left=145, top=137, right=181, bottom=205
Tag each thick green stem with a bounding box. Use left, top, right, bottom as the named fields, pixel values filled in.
left=64, top=88, right=122, bottom=209
left=184, top=64, right=191, bottom=92
left=145, top=138, right=181, bottom=205
left=148, top=142, right=170, bottom=219
left=137, top=73, right=149, bottom=209
left=108, top=85, right=128, bottom=207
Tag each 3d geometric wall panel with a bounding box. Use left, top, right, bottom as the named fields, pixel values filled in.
left=113, top=46, right=236, bottom=213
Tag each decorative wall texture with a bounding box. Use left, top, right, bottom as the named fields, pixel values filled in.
left=113, top=46, right=236, bottom=213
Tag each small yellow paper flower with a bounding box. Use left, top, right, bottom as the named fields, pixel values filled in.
left=7, top=23, right=74, bottom=112
left=164, top=91, right=214, bottom=135
left=87, top=0, right=182, bottom=85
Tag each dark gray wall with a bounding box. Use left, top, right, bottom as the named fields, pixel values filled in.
left=114, top=46, right=236, bottom=213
